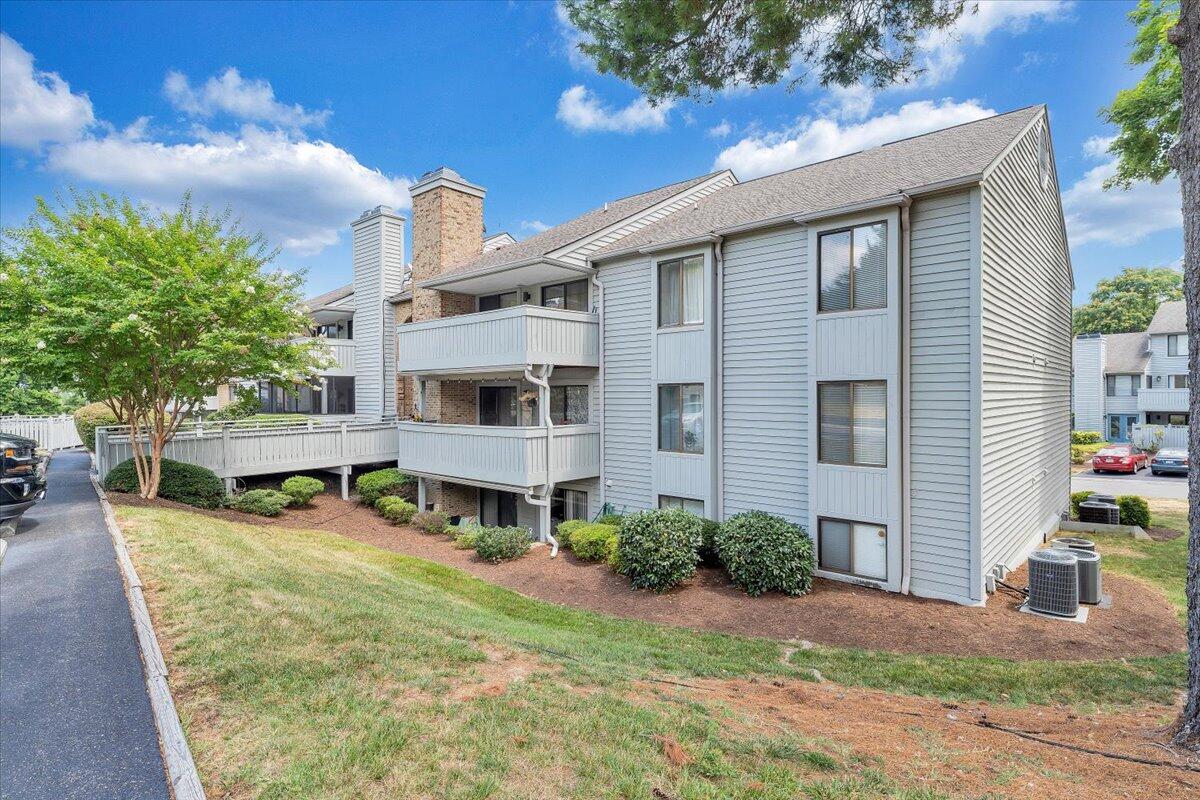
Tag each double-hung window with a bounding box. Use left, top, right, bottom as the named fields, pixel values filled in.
left=658, top=384, right=704, bottom=454
left=549, top=385, right=589, bottom=425
left=541, top=279, right=588, bottom=311
left=658, top=255, right=704, bottom=327
left=818, top=381, right=886, bottom=466
left=1168, top=334, right=1189, bottom=357
left=659, top=495, right=704, bottom=515
left=818, top=222, right=887, bottom=312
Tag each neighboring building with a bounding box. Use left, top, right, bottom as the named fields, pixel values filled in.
left=378, top=105, right=1072, bottom=606
left=1071, top=300, right=1189, bottom=442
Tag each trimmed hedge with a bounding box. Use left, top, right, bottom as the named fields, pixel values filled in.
left=1071, top=430, right=1104, bottom=445
left=74, top=402, right=119, bottom=452
left=355, top=468, right=413, bottom=506
left=555, top=519, right=589, bottom=549
left=411, top=510, right=448, bottom=534
left=103, top=457, right=225, bottom=509
left=1116, top=495, right=1150, bottom=528
left=716, top=511, right=814, bottom=597
left=474, top=526, right=531, bottom=563
left=231, top=489, right=292, bottom=517
left=375, top=496, right=417, bottom=524
left=1071, top=442, right=1107, bottom=464
left=569, top=523, right=619, bottom=562
left=453, top=530, right=479, bottom=550
left=281, top=475, right=324, bottom=506
left=1070, top=490, right=1093, bottom=520
left=615, top=508, right=702, bottom=592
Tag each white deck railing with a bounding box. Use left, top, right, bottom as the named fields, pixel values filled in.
left=397, top=306, right=599, bottom=374
left=1137, top=388, right=1189, bottom=413
left=0, top=415, right=83, bottom=450
left=395, top=421, right=600, bottom=489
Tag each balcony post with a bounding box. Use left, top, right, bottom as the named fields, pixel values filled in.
left=417, top=476, right=427, bottom=511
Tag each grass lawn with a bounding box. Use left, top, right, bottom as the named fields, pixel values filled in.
left=115, top=501, right=1190, bottom=799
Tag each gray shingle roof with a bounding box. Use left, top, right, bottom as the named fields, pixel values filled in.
left=304, top=283, right=354, bottom=309
left=1146, top=300, right=1187, bottom=334
left=439, top=171, right=724, bottom=278
left=593, top=105, right=1044, bottom=258
left=1103, top=331, right=1151, bottom=374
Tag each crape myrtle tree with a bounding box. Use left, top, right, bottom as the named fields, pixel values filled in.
left=0, top=193, right=329, bottom=500
left=1102, top=0, right=1196, bottom=748
left=1071, top=266, right=1184, bottom=334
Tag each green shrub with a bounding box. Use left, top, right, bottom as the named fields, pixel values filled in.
left=556, top=519, right=589, bottom=549
left=208, top=385, right=260, bottom=421
left=103, top=457, right=225, bottom=509
left=716, top=511, right=814, bottom=597
left=453, top=530, right=479, bottom=550
left=570, top=523, right=620, bottom=562
left=74, top=401, right=119, bottom=452
left=615, top=508, right=702, bottom=592
left=595, top=513, right=624, bottom=527
left=473, top=526, right=531, bottom=563
left=1116, top=495, right=1151, bottom=528
left=281, top=475, right=324, bottom=506
left=375, top=496, right=417, bottom=524
left=1071, top=442, right=1108, bottom=464
left=411, top=510, right=448, bottom=534
left=1070, top=490, right=1094, bottom=520
left=1071, top=430, right=1104, bottom=445
left=699, top=518, right=721, bottom=563
left=230, top=489, right=293, bottom=516
left=355, top=468, right=413, bottom=505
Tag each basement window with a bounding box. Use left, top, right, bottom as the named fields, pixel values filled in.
left=819, top=518, right=888, bottom=581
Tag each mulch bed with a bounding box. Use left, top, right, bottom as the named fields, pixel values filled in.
left=108, top=491, right=1186, bottom=662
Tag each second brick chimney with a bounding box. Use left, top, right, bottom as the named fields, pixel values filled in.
left=408, top=166, right=485, bottom=323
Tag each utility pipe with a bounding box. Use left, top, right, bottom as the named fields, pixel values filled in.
left=899, top=196, right=913, bottom=595
left=589, top=274, right=605, bottom=514
left=713, top=237, right=725, bottom=521
left=524, top=364, right=556, bottom=551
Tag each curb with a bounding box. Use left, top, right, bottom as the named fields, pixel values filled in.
left=90, top=474, right=205, bottom=800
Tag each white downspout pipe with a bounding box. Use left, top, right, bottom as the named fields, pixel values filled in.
left=590, top=274, right=605, bottom=516
left=899, top=196, right=913, bottom=595
left=713, top=237, right=725, bottom=521
left=524, top=364, right=557, bottom=554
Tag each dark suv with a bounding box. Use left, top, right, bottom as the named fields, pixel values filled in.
left=1, top=434, right=47, bottom=521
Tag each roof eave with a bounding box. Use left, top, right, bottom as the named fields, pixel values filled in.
left=418, top=257, right=594, bottom=290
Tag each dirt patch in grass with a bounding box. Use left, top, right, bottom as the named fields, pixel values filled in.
left=655, top=675, right=1199, bottom=800
left=1146, top=526, right=1184, bottom=541
left=108, top=493, right=1185, bottom=661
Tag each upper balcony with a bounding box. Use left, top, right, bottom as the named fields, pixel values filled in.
left=395, top=421, right=600, bottom=490
left=296, top=336, right=355, bottom=375
left=397, top=306, right=598, bottom=375
left=1138, top=387, right=1189, bottom=413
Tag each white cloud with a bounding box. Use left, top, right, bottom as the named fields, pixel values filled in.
left=707, top=120, right=733, bottom=139
left=520, top=219, right=551, bottom=233
left=556, top=85, right=674, bottom=134
left=1082, top=135, right=1115, bottom=159
left=46, top=125, right=411, bottom=254
left=0, top=33, right=95, bottom=149
left=163, top=67, right=330, bottom=129
left=819, top=83, right=878, bottom=121
left=918, top=1, right=1072, bottom=86
left=554, top=1, right=594, bottom=71
left=713, top=98, right=994, bottom=179
left=1062, top=152, right=1181, bottom=247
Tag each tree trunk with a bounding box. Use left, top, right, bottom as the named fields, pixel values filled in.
left=1169, top=0, right=1200, bottom=750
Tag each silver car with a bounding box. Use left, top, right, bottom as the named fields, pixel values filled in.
left=1150, top=448, right=1189, bottom=476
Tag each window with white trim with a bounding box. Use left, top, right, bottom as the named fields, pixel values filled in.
left=1168, top=334, right=1189, bottom=357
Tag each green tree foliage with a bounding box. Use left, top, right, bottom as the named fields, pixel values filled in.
left=562, top=0, right=967, bottom=102
left=1101, top=0, right=1182, bottom=187
left=0, top=193, right=328, bottom=499
left=1071, top=266, right=1183, bottom=334
left=0, top=364, right=85, bottom=416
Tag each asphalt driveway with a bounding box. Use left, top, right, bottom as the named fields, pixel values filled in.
left=0, top=450, right=169, bottom=800
left=1071, top=467, right=1189, bottom=500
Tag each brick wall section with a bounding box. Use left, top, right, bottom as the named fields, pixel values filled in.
left=426, top=481, right=478, bottom=517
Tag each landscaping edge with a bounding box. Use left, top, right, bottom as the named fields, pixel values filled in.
left=89, top=473, right=204, bottom=800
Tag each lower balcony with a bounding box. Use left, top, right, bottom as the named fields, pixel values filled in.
left=1138, top=388, right=1188, bottom=413
left=395, top=421, right=600, bottom=490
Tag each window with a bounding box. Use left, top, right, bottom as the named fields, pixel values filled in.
left=658, top=383, right=704, bottom=454
left=541, top=279, right=588, bottom=311
left=480, top=489, right=518, bottom=527
left=1106, top=375, right=1138, bottom=397
left=818, top=222, right=887, bottom=312
left=256, top=377, right=354, bottom=414
left=1105, top=375, right=1116, bottom=397
left=550, top=488, right=588, bottom=530
left=478, top=291, right=521, bottom=312
left=549, top=385, right=589, bottom=425
left=1038, top=123, right=1051, bottom=189
left=819, top=518, right=888, bottom=580
left=659, top=495, right=704, bottom=515
left=658, top=255, right=704, bottom=327
left=818, top=381, right=886, bottom=466
left=324, top=376, right=355, bottom=414
left=1172, top=374, right=1189, bottom=389
left=312, top=320, right=352, bottom=340
left=1168, top=334, right=1189, bottom=357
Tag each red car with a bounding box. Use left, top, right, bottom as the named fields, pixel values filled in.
left=1092, top=444, right=1150, bottom=474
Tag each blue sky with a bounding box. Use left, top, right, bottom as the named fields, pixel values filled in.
left=0, top=0, right=1183, bottom=303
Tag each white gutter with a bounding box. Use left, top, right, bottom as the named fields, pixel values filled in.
left=590, top=274, right=606, bottom=515
left=899, top=196, right=913, bottom=595
left=523, top=364, right=557, bottom=554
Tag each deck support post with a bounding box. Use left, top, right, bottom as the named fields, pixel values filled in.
left=417, top=476, right=427, bottom=511
left=340, top=465, right=351, bottom=501
left=223, top=477, right=235, bottom=495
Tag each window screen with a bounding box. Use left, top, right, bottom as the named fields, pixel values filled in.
left=550, top=385, right=589, bottom=424
left=818, top=222, right=887, bottom=312
left=818, top=381, right=886, bottom=466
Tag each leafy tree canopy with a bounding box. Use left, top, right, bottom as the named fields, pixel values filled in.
left=562, top=0, right=968, bottom=102
left=0, top=364, right=85, bottom=416
left=1102, top=0, right=1182, bottom=187
left=1072, top=266, right=1184, bottom=334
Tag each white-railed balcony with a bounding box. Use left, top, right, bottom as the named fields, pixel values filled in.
left=296, top=337, right=355, bottom=375
left=395, top=421, right=600, bottom=490
left=397, top=306, right=598, bottom=375
left=1138, top=388, right=1189, bottom=413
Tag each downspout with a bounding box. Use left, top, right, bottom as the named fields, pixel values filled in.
left=713, top=237, right=725, bottom=520
left=899, top=196, right=913, bottom=595
left=524, top=364, right=557, bottom=554
left=590, top=274, right=605, bottom=514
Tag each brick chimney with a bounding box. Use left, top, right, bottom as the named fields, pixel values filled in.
left=408, top=166, right=485, bottom=322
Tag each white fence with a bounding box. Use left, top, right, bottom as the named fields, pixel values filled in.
left=0, top=415, right=83, bottom=450
left=1132, top=423, right=1189, bottom=450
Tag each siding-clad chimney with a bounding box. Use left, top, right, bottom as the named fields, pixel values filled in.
left=351, top=205, right=407, bottom=418
left=408, top=166, right=485, bottom=323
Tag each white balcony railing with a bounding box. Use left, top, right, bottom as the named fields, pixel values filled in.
left=395, top=421, right=600, bottom=489
left=1138, top=387, right=1189, bottom=413
left=397, top=306, right=599, bottom=374
left=296, top=336, right=355, bottom=374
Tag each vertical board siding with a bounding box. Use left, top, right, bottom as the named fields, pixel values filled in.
left=814, top=312, right=891, bottom=377
left=353, top=215, right=384, bottom=417
left=602, top=255, right=654, bottom=512
left=813, top=466, right=888, bottom=520
left=721, top=226, right=809, bottom=524
left=978, top=119, right=1073, bottom=575
left=908, top=191, right=975, bottom=600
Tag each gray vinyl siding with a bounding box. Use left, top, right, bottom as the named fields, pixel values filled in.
left=978, top=117, right=1073, bottom=576
left=908, top=191, right=975, bottom=601
left=1149, top=333, right=1189, bottom=378
left=721, top=225, right=809, bottom=525
left=601, top=255, right=654, bottom=512
left=352, top=215, right=384, bottom=418
left=1071, top=336, right=1105, bottom=433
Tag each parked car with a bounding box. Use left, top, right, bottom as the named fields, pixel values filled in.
left=1091, top=444, right=1149, bottom=474
left=1150, top=448, right=1189, bottom=476
left=1, top=434, right=47, bottom=521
